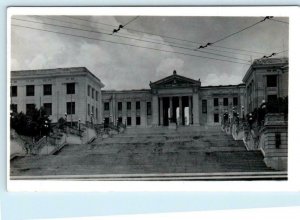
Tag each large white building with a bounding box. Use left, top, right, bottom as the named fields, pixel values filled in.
left=10, top=67, right=104, bottom=125
left=11, top=58, right=288, bottom=128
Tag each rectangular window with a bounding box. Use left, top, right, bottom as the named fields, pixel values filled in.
left=92, top=88, right=94, bottom=99
left=118, top=117, right=122, bottom=124
left=136, top=116, right=141, bottom=125
left=202, top=100, right=207, bottom=113
left=214, top=113, right=219, bottom=123
left=87, top=85, right=90, bottom=96
left=214, top=98, right=218, bottom=107
left=118, top=102, right=122, bottom=111
left=104, top=117, right=109, bottom=124
left=66, top=83, right=75, bottom=94
left=26, top=104, right=35, bottom=115
left=43, top=103, right=52, bottom=115
left=127, top=117, right=132, bottom=126
left=26, top=85, right=35, bottom=96
left=11, top=86, right=17, bottom=97
left=88, top=104, right=90, bottom=116
left=96, top=108, right=98, bottom=119
left=11, top=104, right=17, bottom=113
left=66, top=102, right=75, bottom=114
left=147, top=102, right=151, bottom=115
left=43, top=84, right=52, bottom=96
left=233, top=97, right=238, bottom=106
left=127, top=102, right=131, bottom=110
left=267, top=75, right=277, bottom=87
left=104, top=102, right=110, bottom=111
left=268, top=95, right=278, bottom=103
left=96, top=91, right=98, bottom=101
left=136, top=101, right=140, bottom=110
left=223, top=98, right=228, bottom=106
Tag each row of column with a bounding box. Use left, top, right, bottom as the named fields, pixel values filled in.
left=153, top=95, right=198, bottom=126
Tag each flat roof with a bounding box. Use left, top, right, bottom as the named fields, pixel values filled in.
left=11, top=67, right=104, bottom=86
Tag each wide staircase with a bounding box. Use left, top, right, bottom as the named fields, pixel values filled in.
left=11, top=125, right=282, bottom=180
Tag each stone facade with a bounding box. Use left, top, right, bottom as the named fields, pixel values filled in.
left=102, top=90, right=153, bottom=127
left=243, top=57, right=288, bottom=113
left=103, top=71, right=246, bottom=127
left=10, top=67, right=104, bottom=124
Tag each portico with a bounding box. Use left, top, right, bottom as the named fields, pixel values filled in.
left=150, top=70, right=201, bottom=127
left=158, top=96, right=193, bottom=126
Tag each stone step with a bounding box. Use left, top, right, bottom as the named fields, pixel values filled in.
left=11, top=150, right=272, bottom=176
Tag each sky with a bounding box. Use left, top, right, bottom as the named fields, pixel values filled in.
left=11, top=15, right=289, bottom=90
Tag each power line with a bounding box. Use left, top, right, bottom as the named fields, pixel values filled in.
left=12, top=24, right=251, bottom=66
left=260, top=50, right=288, bottom=59
left=111, top=16, right=139, bottom=34
left=196, top=17, right=270, bottom=49
left=12, top=18, right=250, bottom=62
left=212, top=18, right=267, bottom=44
left=36, top=16, right=113, bottom=33
left=65, top=15, right=270, bottom=55
left=66, top=16, right=202, bottom=45
left=65, top=16, right=116, bottom=28
left=123, top=16, right=139, bottom=27
left=211, top=45, right=266, bottom=55
left=39, top=15, right=258, bottom=57
left=269, top=18, right=289, bottom=24
left=36, top=15, right=200, bottom=49
left=277, top=49, right=288, bottom=54
left=201, top=47, right=252, bottom=57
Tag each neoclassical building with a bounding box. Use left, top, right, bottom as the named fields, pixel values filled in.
left=243, top=57, right=288, bottom=113
left=10, top=57, right=288, bottom=128
left=102, top=70, right=245, bottom=127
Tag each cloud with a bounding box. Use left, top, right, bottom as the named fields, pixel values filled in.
left=156, top=57, right=185, bottom=77
left=11, top=16, right=288, bottom=89
left=202, top=73, right=242, bottom=86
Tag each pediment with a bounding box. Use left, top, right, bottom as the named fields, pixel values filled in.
left=150, top=72, right=201, bottom=89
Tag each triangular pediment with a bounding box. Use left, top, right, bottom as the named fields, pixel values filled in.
left=150, top=72, right=201, bottom=89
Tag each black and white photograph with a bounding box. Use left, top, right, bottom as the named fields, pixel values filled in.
left=8, top=8, right=289, bottom=182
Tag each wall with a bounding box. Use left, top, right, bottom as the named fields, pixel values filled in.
left=102, top=90, right=152, bottom=127
left=10, top=68, right=104, bottom=125
left=199, top=85, right=245, bottom=126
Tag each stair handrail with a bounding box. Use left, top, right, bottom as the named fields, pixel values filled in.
left=33, top=136, right=47, bottom=154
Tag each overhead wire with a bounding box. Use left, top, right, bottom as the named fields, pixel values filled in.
left=269, top=18, right=289, bottom=24
left=12, top=18, right=251, bottom=62
left=65, top=15, right=272, bottom=55
left=11, top=24, right=251, bottom=65
left=35, top=15, right=203, bottom=48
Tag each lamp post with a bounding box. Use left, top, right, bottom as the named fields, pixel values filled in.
left=44, top=120, right=49, bottom=153
left=241, top=106, right=245, bottom=120
left=65, top=112, right=68, bottom=134
left=78, top=118, right=81, bottom=132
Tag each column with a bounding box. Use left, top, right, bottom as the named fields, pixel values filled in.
left=151, top=95, right=159, bottom=126
left=192, top=93, right=200, bottom=125
left=141, top=101, right=147, bottom=127
left=189, top=96, right=192, bottom=125
left=159, top=98, right=163, bottom=125
left=169, top=97, right=173, bottom=123
left=179, top=96, right=183, bottom=125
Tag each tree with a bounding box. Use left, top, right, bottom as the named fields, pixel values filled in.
left=10, top=107, right=51, bottom=138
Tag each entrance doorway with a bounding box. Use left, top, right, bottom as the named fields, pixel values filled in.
left=159, top=96, right=193, bottom=126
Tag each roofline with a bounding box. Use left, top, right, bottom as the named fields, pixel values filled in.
left=242, top=57, right=289, bottom=83
left=201, top=83, right=245, bottom=89
left=150, top=73, right=201, bottom=87
left=11, top=67, right=104, bottom=86
left=102, top=89, right=151, bottom=94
